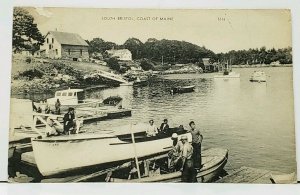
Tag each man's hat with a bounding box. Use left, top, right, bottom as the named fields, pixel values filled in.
left=171, top=133, right=178, bottom=139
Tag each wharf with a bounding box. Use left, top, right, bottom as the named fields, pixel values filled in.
left=216, top=166, right=297, bottom=184
left=11, top=108, right=131, bottom=139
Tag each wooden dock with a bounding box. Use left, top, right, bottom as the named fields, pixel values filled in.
left=216, top=166, right=296, bottom=184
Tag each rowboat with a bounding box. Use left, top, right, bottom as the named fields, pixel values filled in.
left=170, top=85, right=195, bottom=94
left=31, top=125, right=192, bottom=176
left=249, top=71, right=267, bottom=82
left=106, top=148, right=228, bottom=183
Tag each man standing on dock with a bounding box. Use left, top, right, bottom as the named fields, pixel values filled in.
left=180, top=135, right=197, bottom=182
left=189, top=121, right=203, bottom=172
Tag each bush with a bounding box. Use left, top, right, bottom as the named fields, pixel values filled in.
left=107, top=57, right=120, bottom=71
left=103, top=96, right=122, bottom=105
left=19, top=68, right=44, bottom=80
left=25, top=57, right=32, bottom=63
left=140, top=60, right=154, bottom=71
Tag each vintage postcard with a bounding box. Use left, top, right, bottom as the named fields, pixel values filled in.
left=8, top=7, right=296, bottom=183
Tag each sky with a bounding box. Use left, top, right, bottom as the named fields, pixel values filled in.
left=23, top=7, right=292, bottom=53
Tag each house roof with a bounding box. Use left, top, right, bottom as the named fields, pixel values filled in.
left=48, top=31, right=88, bottom=46
left=106, top=49, right=131, bottom=55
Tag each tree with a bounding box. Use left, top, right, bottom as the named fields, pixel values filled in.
left=123, top=38, right=144, bottom=59
left=140, top=59, right=154, bottom=71
left=13, top=8, right=44, bottom=53
left=107, top=57, right=120, bottom=71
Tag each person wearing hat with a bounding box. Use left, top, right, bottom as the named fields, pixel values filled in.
left=63, top=107, right=76, bottom=135
left=168, top=133, right=183, bottom=171
left=180, top=134, right=197, bottom=182
left=189, top=121, right=203, bottom=171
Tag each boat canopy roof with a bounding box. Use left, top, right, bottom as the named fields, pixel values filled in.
left=56, top=89, right=84, bottom=93
left=55, top=88, right=84, bottom=97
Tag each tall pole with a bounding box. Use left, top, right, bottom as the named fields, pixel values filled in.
left=130, top=123, right=141, bottom=179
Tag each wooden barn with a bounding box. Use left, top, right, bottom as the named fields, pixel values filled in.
left=38, top=31, right=89, bottom=61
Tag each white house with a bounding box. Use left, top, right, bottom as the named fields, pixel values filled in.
left=105, top=49, right=132, bottom=61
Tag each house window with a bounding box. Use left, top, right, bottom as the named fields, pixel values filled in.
left=47, top=38, right=49, bottom=43
left=55, top=49, right=58, bottom=55
left=80, top=49, right=83, bottom=56
left=52, top=38, right=54, bottom=43
left=49, top=44, right=51, bottom=49
left=68, top=49, right=71, bottom=55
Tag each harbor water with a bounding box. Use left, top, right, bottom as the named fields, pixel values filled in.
left=12, top=67, right=296, bottom=175
left=86, top=67, right=296, bottom=174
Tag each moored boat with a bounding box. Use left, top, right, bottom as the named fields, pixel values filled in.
left=106, top=147, right=228, bottom=183
left=249, top=71, right=267, bottom=82
left=37, top=88, right=102, bottom=112
left=170, top=85, right=195, bottom=94
left=31, top=125, right=192, bottom=176
left=214, top=71, right=240, bottom=79
left=214, top=62, right=240, bottom=79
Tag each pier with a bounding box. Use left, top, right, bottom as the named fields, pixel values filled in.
left=216, top=166, right=297, bottom=184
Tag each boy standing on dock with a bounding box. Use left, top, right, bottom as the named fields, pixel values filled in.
left=180, top=135, right=197, bottom=182
left=189, top=121, right=203, bottom=172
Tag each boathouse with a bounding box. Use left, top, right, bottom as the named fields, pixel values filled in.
left=105, top=49, right=132, bottom=61
left=38, top=31, right=89, bottom=61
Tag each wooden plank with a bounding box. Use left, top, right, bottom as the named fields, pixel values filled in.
left=217, top=166, right=287, bottom=184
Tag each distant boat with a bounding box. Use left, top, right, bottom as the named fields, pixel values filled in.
left=31, top=125, right=192, bottom=176
left=214, top=62, right=240, bottom=79
left=249, top=71, right=267, bottom=82
left=107, top=148, right=228, bottom=183
left=171, top=85, right=195, bottom=94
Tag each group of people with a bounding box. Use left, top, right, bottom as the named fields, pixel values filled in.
left=32, top=99, right=61, bottom=115
left=168, top=121, right=203, bottom=183
left=145, top=119, right=169, bottom=137
left=46, top=107, right=83, bottom=136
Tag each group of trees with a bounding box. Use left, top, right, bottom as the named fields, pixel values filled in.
left=88, top=37, right=216, bottom=64
left=217, top=47, right=293, bottom=65
left=88, top=36, right=293, bottom=65
left=13, top=8, right=44, bottom=53
left=13, top=8, right=293, bottom=66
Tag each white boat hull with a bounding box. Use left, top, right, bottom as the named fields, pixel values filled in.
left=32, top=132, right=192, bottom=176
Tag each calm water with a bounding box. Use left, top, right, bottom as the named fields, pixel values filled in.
left=85, top=67, right=296, bottom=174
left=13, top=67, right=296, bottom=174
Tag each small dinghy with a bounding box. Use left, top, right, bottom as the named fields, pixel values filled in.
left=170, top=85, right=195, bottom=94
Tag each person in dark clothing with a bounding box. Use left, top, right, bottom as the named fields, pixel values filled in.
left=159, top=119, right=169, bottom=134
left=55, top=99, right=61, bottom=115
left=32, top=101, right=37, bottom=112
left=180, top=135, right=197, bottom=182
left=189, top=121, right=203, bottom=171
left=63, top=107, right=75, bottom=135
